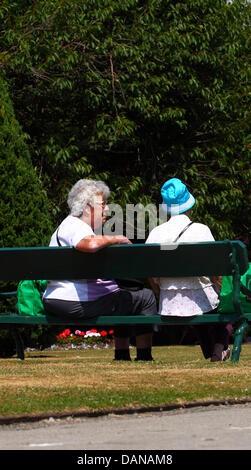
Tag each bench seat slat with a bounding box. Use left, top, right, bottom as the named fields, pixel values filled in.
left=1, top=313, right=250, bottom=326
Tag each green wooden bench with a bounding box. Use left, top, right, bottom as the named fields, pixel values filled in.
left=0, top=240, right=250, bottom=362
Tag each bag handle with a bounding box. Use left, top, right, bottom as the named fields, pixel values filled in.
left=173, top=221, right=194, bottom=243
left=56, top=228, right=62, bottom=247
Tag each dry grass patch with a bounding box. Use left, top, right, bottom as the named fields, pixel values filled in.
left=0, top=344, right=250, bottom=416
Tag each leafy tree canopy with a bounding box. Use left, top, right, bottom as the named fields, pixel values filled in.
left=0, top=0, right=250, bottom=239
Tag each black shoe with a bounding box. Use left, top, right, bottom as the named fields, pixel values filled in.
left=114, top=349, right=131, bottom=361
left=135, top=348, right=154, bottom=361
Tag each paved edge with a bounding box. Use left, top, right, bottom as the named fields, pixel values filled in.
left=1, top=397, right=251, bottom=426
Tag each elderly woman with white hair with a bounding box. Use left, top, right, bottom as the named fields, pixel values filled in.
left=43, top=179, right=156, bottom=361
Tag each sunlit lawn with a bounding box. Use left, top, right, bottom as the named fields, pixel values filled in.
left=0, top=344, right=250, bottom=416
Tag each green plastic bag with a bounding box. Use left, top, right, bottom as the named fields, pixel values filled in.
left=218, top=263, right=251, bottom=313
left=17, top=280, right=48, bottom=316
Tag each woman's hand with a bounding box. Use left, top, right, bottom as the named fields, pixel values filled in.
left=113, top=235, right=132, bottom=245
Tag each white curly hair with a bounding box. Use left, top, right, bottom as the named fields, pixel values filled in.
left=67, top=179, right=110, bottom=216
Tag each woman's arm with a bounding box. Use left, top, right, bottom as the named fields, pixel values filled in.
left=76, top=235, right=131, bottom=253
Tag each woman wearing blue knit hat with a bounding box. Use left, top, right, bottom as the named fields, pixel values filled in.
left=146, top=178, right=231, bottom=362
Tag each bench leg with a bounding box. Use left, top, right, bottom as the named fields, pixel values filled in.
left=231, top=320, right=248, bottom=363
left=11, top=327, right=25, bottom=360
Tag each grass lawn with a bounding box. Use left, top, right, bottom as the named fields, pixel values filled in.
left=0, top=344, right=250, bottom=417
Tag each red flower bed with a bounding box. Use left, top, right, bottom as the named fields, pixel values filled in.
left=56, top=328, right=114, bottom=347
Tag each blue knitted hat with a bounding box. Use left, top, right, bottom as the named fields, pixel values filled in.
left=161, top=178, right=195, bottom=214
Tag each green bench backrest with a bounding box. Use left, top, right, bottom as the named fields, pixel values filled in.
left=0, top=241, right=248, bottom=281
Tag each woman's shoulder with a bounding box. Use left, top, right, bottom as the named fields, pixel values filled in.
left=59, top=215, right=91, bottom=230
left=189, top=222, right=215, bottom=241
left=145, top=221, right=170, bottom=243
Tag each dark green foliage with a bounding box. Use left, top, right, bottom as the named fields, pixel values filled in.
left=0, top=76, right=53, bottom=247
left=0, top=0, right=250, bottom=238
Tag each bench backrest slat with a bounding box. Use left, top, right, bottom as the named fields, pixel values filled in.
left=0, top=241, right=248, bottom=281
